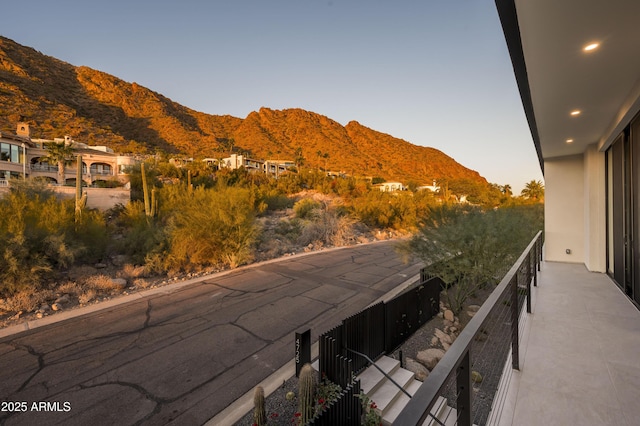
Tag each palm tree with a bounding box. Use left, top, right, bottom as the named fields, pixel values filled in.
left=521, top=180, right=544, bottom=201
left=502, top=184, right=513, bottom=198
left=42, top=141, right=74, bottom=185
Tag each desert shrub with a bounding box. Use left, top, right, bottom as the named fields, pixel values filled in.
left=116, top=201, right=167, bottom=265
left=351, top=190, right=396, bottom=228
left=401, top=204, right=543, bottom=313
left=294, top=198, right=321, bottom=219
left=0, top=187, right=77, bottom=295
left=163, top=185, right=265, bottom=270
left=297, top=206, right=350, bottom=247
left=260, top=188, right=294, bottom=211
left=2, top=288, right=54, bottom=313
left=117, top=264, right=147, bottom=280
left=78, top=289, right=97, bottom=305
left=273, top=218, right=304, bottom=242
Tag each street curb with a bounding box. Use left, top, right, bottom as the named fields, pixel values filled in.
left=204, top=272, right=421, bottom=426
left=0, top=239, right=400, bottom=340
left=204, top=342, right=320, bottom=426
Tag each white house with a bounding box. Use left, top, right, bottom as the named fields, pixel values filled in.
left=495, top=0, right=640, bottom=307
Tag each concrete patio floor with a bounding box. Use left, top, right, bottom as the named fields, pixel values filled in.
left=495, top=261, right=640, bottom=426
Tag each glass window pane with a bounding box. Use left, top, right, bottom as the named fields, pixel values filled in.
left=11, top=145, right=19, bottom=163
left=0, top=143, right=9, bottom=161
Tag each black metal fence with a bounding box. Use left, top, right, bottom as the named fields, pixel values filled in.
left=393, top=231, right=543, bottom=426
left=318, top=276, right=442, bottom=387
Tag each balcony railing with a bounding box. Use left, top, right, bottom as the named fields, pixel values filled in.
left=30, top=163, right=59, bottom=172
left=393, top=231, right=543, bottom=426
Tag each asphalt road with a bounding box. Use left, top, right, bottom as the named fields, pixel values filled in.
left=0, top=241, right=421, bottom=426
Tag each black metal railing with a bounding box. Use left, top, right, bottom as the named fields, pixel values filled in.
left=393, top=231, right=543, bottom=426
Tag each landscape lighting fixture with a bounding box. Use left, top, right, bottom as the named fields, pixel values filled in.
left=570, top=110, right=581, bottom=116
left=583, top=42, right=600, bottom=52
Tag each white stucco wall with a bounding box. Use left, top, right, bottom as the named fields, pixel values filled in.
left=53, top=187, right=131, bottom=210
left=583, top=144, right=606, bottom=272
left=544, top=155, right=585, bottom=263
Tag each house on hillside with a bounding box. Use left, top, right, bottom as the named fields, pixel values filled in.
left=0, top=123, right=135, bottom=209
left=417, top=180, right=440, bottom=192
left=1, top=123, right=135, bottom=186
left=375, top=181, right=406, bottom=192
left=220, top=153, right=295, bottom=177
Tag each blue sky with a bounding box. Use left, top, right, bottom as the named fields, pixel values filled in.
left=2, top=0, right=543, bottom=193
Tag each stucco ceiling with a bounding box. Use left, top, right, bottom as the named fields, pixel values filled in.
left=513, top=0, right=640, bottom=161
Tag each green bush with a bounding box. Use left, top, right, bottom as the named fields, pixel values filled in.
left=401, top=204, right=542, bottom=313
left=0, top=180, right=108, bottom=296
left=163, top=185, right=265, bottom=270
left=293, top=198, right=321, bottom=219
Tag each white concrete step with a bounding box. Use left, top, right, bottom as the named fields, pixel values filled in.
left=383, top=378, right=422, bottom=425
left=358, top=355, right=401, bottom=395
left=369, top=367, right=415, bottom=416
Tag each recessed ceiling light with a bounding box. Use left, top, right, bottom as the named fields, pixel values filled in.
left=570, top=110, right=581, bottom=116
left=566, top=139, right=574, bottom=143
left=584, top=42, right=600, bottom=52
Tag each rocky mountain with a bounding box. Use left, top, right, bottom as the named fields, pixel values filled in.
left=0, top=35, right=486, bottom=185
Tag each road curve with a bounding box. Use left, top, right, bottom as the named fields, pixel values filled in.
left=0, top=240, right=421, bottom=426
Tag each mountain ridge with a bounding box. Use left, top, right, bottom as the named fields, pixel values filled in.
left=0, top=35, right=486, bottom=185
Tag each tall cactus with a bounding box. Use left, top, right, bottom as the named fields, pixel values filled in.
left=253, top=386, right=266, bottom=426
left=298, top=363, right=317, bottom=425
left=75, top=155, right=87, bottom=224
left=141, top=162, right=157, bottom=219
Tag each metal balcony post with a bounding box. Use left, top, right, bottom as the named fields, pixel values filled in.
left=456, top=350, right=472, bottom=426
left=526, top=251, right=532, bottom=314
left=511, top=274, right=520, bottom=370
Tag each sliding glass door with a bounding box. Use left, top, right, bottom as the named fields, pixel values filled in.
left=607, top=112, right=640, bottom=306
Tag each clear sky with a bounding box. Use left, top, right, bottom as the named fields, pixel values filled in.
left=2, top=0, right=543, bottom=194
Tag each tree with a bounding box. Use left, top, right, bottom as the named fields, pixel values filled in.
left=42, top=141, right=74, bottom=185
left=400, top=204, right=541, bottom=313
left=501, top=184, right=513, bottom=198
left=521, top=180, right=544, bottom=201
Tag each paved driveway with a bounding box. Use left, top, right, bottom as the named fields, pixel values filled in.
left=0, top=241, right=421, bottom=426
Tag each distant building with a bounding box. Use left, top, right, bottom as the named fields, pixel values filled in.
left=220, top=153, right=295, bottom=177
left=0, top=123, right=136, bottom=209
left=417, top=180, right=440, bottom=192
left=0, top=123, right=136, bottom=186
left=375, top=182, right=406, bottom=192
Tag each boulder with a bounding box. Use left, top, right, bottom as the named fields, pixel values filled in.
left=51, top=303, right=62, bottom=311
left=110, top=278, right=127, bottom=289
left=111, top=255, right=128, bottom=267
left=55, top=294, right=70, bottom=305
left=417, top=348, right=445, bottom=370
left=444, top=309, right=455, bottom=322
left=405, top=358, right=430, bottom=381
left=434, top=328, right=452, bottom=345
left=467, top=305, right=481, bottom=317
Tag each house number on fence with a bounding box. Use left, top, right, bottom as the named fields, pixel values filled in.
left=295, top=329, right=311, bottom=377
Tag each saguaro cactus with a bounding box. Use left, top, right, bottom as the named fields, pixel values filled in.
left=298, top=363, right=317, bottom=425
left=253, top=386, right=266, bottom=426
left=75, top=155, right=86, bottom=224
left=141, top=163, right=156, bottom=219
